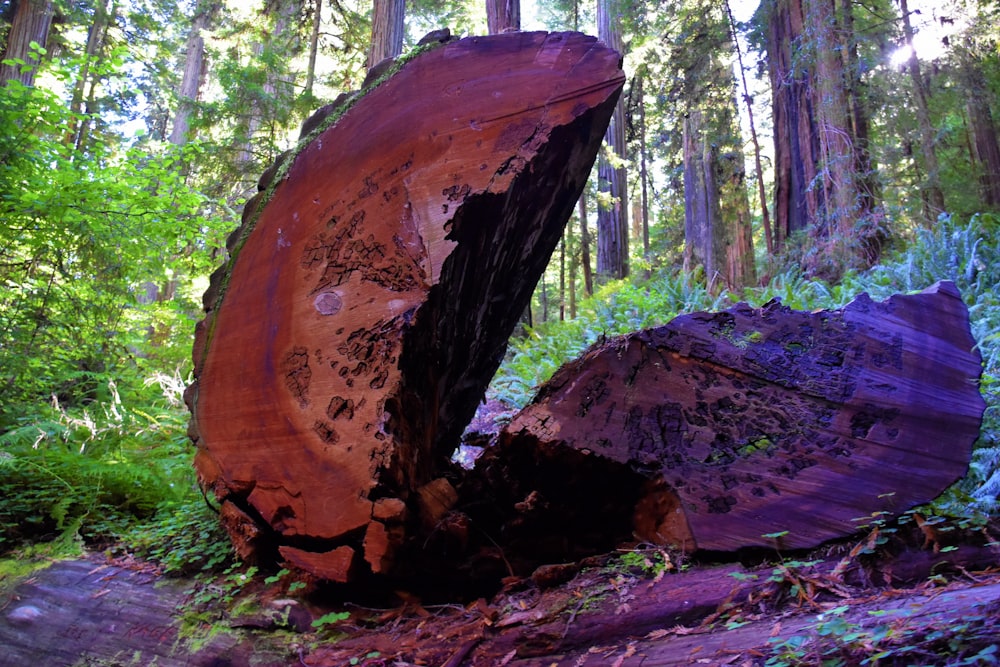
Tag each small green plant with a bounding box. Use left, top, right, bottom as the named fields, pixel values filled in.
left=616, top=547, right=674, bottom=578
left=311, top=611, right=351, bottom=631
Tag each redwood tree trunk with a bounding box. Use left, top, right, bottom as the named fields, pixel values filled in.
left=764, top=0, right=880, bottom=276
left=960, top=53, right=1000, bottom=209
left=0, top=0, right=54, bottom=87
left=683, top=109, right=725, bottom=287
left=596, top=0, right=629, bottom=281
left=366, top=0, right=404, bottom=69
left=486, top=0, right=520, bottom=34
left=187, top=32, right=624, bottom=583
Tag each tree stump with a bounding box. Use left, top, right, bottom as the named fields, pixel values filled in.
left=482, top=281, right=986, bottom=558
left=185, top=31, right=625, bottom=582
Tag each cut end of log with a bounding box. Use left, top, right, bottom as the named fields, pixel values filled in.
left=493, top=281, right=985, bottom=555
left=186, top=31, right=625, bottom=583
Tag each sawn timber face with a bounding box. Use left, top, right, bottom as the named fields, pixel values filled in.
left=495, top=281, right=986, bottom=554
left=186, top=31, right=625, bottom=582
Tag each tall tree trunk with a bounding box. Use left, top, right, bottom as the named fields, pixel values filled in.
left=567, top=217, right=578, bottom=318
left=304, top=0, right=323, bottom=96
left=810, top=0, right=855, bottom=233
left=718, top=121, right=756, bottom=288
left=0, top=0, right=54, bottom=87
left=683, top=110, right=725, bottom=288
left=635, top=73, right=650, bottom=258
left=596, top=0, right=629, bottom=281
left=764, top=0, right=818, bottom=250
left=169, top=1, right=218, bottom=146
left=486, top=0, right=520, bottom=34
left=67, top=0, right=113, bottom=151
left=764, top=0, right=879, bottom=277
left=959, top=53, right=1000, bottom=209
left=898, top=0, right=945, bottom=222
left=366, top=0, right=404, bottom=70
left=578, top=194, right=594, bottom=296
left=725, top=0, right=772, bottom=256
left=559, top=235, right=566, bottom=321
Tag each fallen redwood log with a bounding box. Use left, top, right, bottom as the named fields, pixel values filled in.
left=185, top=31, right=625, bottom=582
left=470, top=281, right=986, bottom=566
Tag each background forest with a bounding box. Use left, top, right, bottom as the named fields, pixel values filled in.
left=1, top=0, right=999, bottom=575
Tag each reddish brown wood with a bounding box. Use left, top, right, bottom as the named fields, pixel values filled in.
left=494, top=282, right=986, bottom=554
left=186, top=31, right=624, bottom=582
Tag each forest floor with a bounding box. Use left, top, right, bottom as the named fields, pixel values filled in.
left=2, top=525, right=999, bottom=667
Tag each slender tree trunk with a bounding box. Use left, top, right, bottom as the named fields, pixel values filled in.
left=170, top=1, right=218, bottom=145
left=366, top=0, right=404, bottom=70
left=486, top=0, right=520, bottom=34
left=898, top=0, right=945, bottom=222
left=68, top=0, right=114, bottom=152
left=578, top=194, right=594, bottom=296
left=596, top=0, right=629, bottom=281
left=725, top=0, right=772, bottom=256
left=635, top=73, right=650, bottom=258
left=304, top=0, right=323, bottom=96
left=567, top=217, right=578, bottom=318
left=0, top=0, right=54, bottom=87
left=559, top=236, right=566, bottom=321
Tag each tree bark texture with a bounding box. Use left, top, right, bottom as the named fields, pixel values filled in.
left=764, top=0, right=817, bottom=248
left=169, top=1, right=218, bottom=145
left=0, top=0, right=54, bottom=87
left=595, top=0, right=629, bottom=280
left=186, top=32, right=625, bottom=583
left=486, top=0, right=520, bottom=34
left=960, top=53, right=1000, bottom=209
left=486, top=281, right=984, bottom=555
left=683, top=110, right=726, bottom=288
left=764, top=0, right=881, bottom=274
left=366, top=0, right=404, bottom=70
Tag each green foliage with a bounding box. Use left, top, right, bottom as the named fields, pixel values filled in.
left=615, top=547, right=673, bottom=577
left=0, top=66, right=229, bottom=427
left=117, top=495, right=234, bottom=576
left=311, top=611, right=351, bottom=630
left=0, top=374, right=195, bottom=553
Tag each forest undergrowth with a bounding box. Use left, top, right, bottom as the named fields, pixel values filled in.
left=1, top=212, right=998, bottom=585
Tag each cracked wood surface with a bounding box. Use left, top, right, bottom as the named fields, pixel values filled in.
left=186, top=31, right=624, bottom=582
left=491, top=281, right=986, bottom=554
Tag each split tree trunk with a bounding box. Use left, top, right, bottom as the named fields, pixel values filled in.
left=479, top=281, right=984, bottom=559
left=186, top=31, right=625, bottom=583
